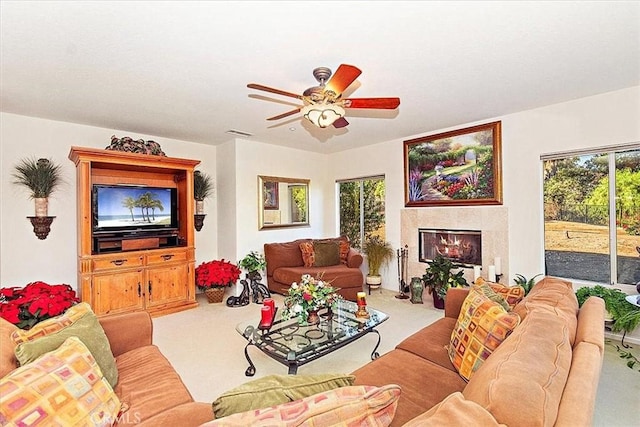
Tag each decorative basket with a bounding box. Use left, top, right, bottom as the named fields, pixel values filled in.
left=204, top=287, right=225, bottom=303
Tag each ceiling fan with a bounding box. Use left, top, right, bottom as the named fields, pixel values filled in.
left=247, top=64, right=400, bottom=129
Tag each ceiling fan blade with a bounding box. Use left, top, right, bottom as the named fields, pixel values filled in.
left=324, top=64, right=362, bottom=96
left=266, top=108, right=301, bottom=121
left=333, top=117, right=349, bottom=128
left=247, top=83, right=303, bottom=100
left=343, top=97, right=400, bottom=109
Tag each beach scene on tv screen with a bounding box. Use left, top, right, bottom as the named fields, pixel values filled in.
left=96, top=187, right=172, bottom=228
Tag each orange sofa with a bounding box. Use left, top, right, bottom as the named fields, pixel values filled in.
left=351, top=276, right=606, bottom=426
left=0, top=311, right=214, bottom=426
left=264, top=237, right=364, bottom=301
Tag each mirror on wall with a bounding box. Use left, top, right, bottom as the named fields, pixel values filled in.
left=258, top=175, right=310, bottom=230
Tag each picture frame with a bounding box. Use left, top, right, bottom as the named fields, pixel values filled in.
left=403, top=121, right=502, bottom=207
left=263, top=180, right=279, bottom=210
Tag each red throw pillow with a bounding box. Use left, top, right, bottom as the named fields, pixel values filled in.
left=299, top=242, right=315, bottom=267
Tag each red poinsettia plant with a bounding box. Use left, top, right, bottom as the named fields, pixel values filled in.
left=0, top=281, right=79, bottom=329
left=195, top=259, right=241, bottom=291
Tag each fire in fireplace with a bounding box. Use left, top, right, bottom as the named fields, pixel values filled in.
left=418, top=228, right=482, bottom=267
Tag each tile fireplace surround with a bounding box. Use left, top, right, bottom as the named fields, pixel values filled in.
left=401, top=207, right=509, bottom=284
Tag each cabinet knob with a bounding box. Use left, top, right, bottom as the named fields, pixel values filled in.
left=111, top=259, right=127, bottom=266
left=161, top=254, right=174, bottom=261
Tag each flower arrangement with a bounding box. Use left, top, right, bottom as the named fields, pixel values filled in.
left=0, top=281, right=79, bottom=329
left=281, top=274, right=342, bottom=324
left=195, top=259, right=241, bottom=291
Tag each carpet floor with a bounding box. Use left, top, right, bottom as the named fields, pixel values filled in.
left=152, top=288, right=639, bottom=426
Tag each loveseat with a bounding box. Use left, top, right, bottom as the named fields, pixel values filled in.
left=264, top=236, right=365, bottom=301
left=351, top=276, right=605, bottom=426
left=0, top=307, right=214, bottom=426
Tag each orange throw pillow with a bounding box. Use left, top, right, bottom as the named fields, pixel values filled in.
left=299, top=242, right=315, bottom=267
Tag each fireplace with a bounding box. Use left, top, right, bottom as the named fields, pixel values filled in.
left=419, top=228, right=482, bottom=267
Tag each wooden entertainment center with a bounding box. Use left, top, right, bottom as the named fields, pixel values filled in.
left=68, top=146, right=200, bottom=317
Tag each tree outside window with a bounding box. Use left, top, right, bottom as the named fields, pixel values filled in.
left=338, top=176, right=385, bottom=249
left=543, top=148, right=639, bottom=285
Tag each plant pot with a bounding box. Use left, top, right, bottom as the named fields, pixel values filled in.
left=366, top=275, right=382, bottom=287
left=432, top=292, right=445, bottom=310
left=34, top=198, right=48, bottom=217
left=195, top=200, right=205, bottom=215
left=204, top=287, right=225, bottom=303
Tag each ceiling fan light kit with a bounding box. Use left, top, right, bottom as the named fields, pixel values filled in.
left=301, top=104, right=345, bottom=128
left=248, top=64, right=400, bottom=130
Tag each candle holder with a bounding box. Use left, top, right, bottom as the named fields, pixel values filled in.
left=355, top=305, right=370, bottom=319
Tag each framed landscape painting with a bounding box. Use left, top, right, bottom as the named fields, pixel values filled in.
left=404, top=121, right=503, bottom=207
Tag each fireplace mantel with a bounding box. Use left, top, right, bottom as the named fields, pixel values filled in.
left=401, top=207, right=508, bottom=284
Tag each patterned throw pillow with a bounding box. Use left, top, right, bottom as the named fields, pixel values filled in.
left=449, top=288, right=521, bottom=381
left=475, top=277, right=525, bottom=310
left=212, top=374, right=356, bottom=418
left=12, top=302, right=118, bottom=387
left=0, top=336, right=121, bottom=426
left=299, top=242, right=315, bottom=267
left=202, top=384, right=401, bottom=427
left=339, top=240, right=350, bottom=265
left=472, top=282, right=510, bottom=311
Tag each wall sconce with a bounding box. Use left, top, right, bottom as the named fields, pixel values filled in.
left=28, top=216, right=55, bottom=240
left=194, top=214, right=206, bottom=232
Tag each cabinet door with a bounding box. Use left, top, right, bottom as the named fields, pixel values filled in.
left=146, top=264, right=189, bottom=309
left=92, top=270, right=145, bottom=315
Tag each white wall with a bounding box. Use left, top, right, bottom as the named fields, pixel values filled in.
left=0, top=112, right=218, bottom=288
left=226, top=139, right=334, bottom=261
left=328, top=86, right=639, bottom=289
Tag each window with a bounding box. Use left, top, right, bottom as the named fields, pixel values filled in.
left=542, top=145, right=640, bottom=286
left=338, top=176, right=386, bottom=249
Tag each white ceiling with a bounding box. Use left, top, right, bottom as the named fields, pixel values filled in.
left=1, top=1, right=639, bottom=154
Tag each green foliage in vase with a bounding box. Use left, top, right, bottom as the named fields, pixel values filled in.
left=422, top=255, right=468, bottom=300
left=194, top=170, right=214, bottom=201
left=11, top=157, right=63, bottom=198
left=363, top=236, right=394, bottom=277
left=575, top=285, right=640, bottom=333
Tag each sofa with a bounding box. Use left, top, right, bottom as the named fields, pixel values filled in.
left=351, top=276, right=606, bottom=426
left=264, top=236, right=365, bottom=301
left=0, top=308, right=214, bottom=426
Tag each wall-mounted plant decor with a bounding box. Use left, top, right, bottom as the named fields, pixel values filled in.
left=193, top=170, right=214, bottom=231
left=404, top=121, right=503, bottom=207
left=12, top=157, right=62, bottom=239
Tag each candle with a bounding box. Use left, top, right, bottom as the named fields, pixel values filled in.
left=494, top=257, right=502, bottom=275
left=263, top=298, right=275, bottom=313
left=473, top=266, right=481, bottom=282
left=488, top=265, right=496, bottom=282
left=357, top=292, right=367, bottom=307
left=261, top=306, right=272, bottom=324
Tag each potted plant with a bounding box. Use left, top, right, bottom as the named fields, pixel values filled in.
left=11, top=157, right=63, bottom=217
left=514, top=273, right=543, bottom=296
left=362, top=236, right=395, bottom=288
left=575, top=285, right=640, bottom=333
left=195, top=259, right=241, bottom=303
left=281, top=274, right=342, bottom=325
left=193, top=170, right=213, bottom=214
left=239, top=251, right=266, bottom=281
left=0, top=281, right=79, bottom=329
left=422, top=255, right=468, bottom=309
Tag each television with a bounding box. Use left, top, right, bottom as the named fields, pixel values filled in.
left=92, top=184, right=178, bottom=234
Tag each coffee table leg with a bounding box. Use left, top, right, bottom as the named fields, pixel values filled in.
left=286, top=351, right=299, bottom=375
left=244, top=343, right=256, bottom=376
left=370, top=329, right=382, bottom=359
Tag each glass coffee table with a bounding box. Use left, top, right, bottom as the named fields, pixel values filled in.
left=236, top=300, right=388, bottom=376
